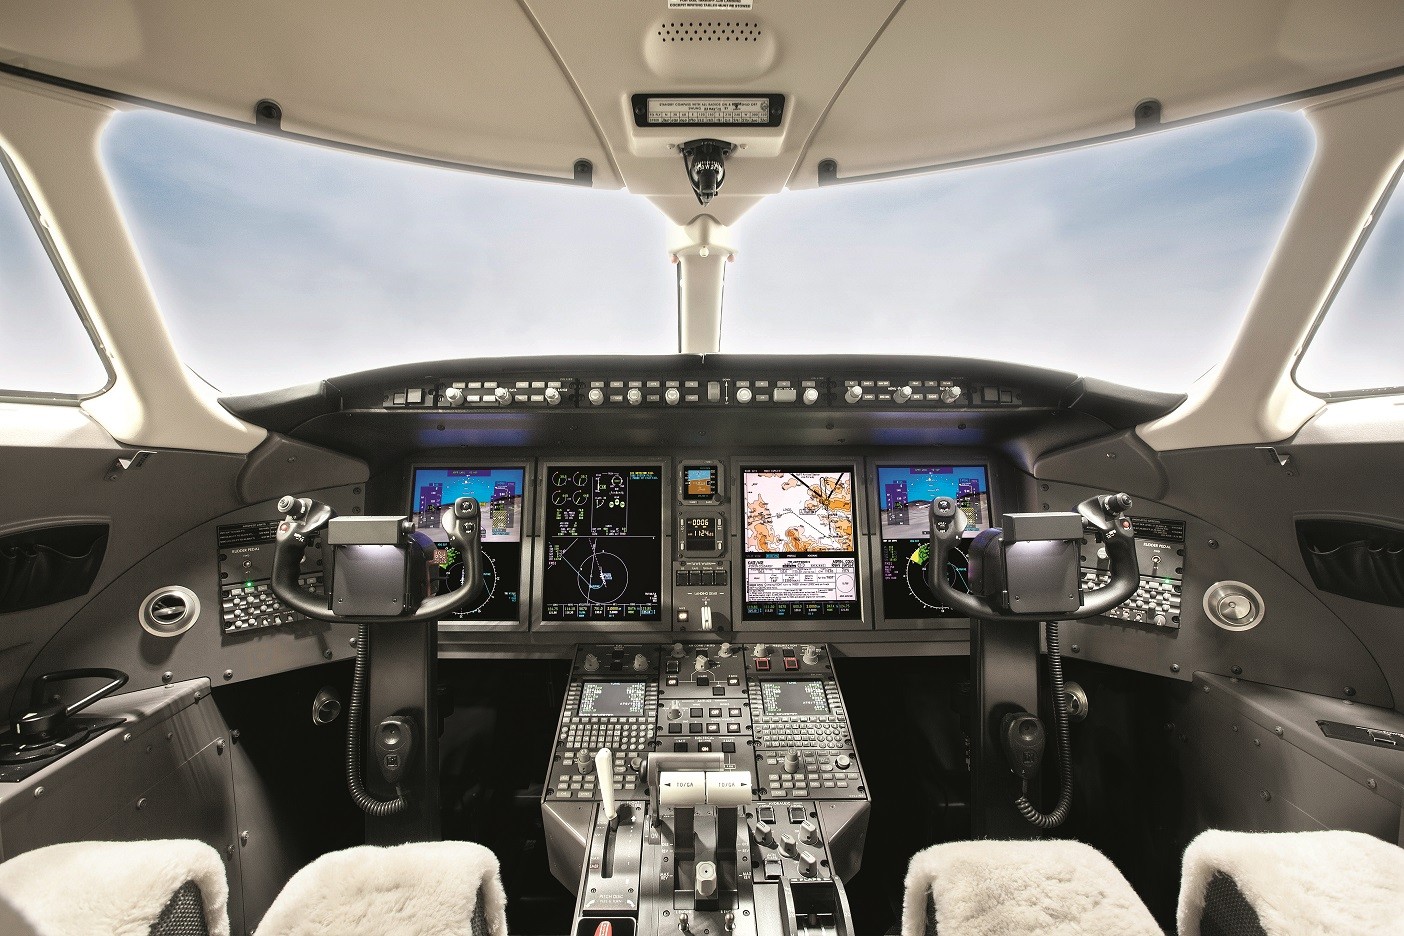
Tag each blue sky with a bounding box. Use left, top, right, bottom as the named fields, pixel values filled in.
left=6, top=105, right=1394, bottom=396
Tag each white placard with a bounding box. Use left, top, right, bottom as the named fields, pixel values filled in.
left=645, top=98, right=770, bottom=126
left=669, top=0, right=753, bottom=9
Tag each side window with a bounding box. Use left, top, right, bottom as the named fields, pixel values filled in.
left=1295, top=166, right=1404, bottom=396
left=0, top=153, right=110, bottom=397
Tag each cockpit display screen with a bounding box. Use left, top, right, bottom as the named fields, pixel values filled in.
left=761, top=680, right=831, bottom=716
left=741, top=467, right=861, bottom=621
left=681, top=465, right=720, bottom=502
left=876, top=465, right=990, bottom=618
left=411, top=467, right=525, bottom=621
left=542, top=466, right=663, bottom=621
left=578, top=681, right=648, bottom=717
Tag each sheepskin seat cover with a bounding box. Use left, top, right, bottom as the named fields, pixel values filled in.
left=902, top=839, right=1159, bottom=936
left=0, top=838, right=229, bottom=936
left=257, top=841, right=507, bottom=936
left=1178, top=829, right=1404, bottom=936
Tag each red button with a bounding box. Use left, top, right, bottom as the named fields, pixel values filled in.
left=783, top=658, right=799, bottom=671
left=755, top=658, right=771, bottom=671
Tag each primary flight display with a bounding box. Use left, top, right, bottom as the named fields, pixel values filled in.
left=411, top=467, right=526, bottom=621
left=876, top=464, right=990, bottom=618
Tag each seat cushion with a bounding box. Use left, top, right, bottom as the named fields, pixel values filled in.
left=902, top=839, right=1160, bottom=936
left=1178, top=829, right=1404, bottom=936
left=0, top=839, right=229, bottom=936
left=256, top=841, right=508, bottom=936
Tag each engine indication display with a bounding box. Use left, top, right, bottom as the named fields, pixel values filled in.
left=412, top=467, right=525, bottom=621
left=876, top=465, right=990, bottom=618
left=742, top=467, right=862, bottom=621
left=542, top=466, right=663, bottom=621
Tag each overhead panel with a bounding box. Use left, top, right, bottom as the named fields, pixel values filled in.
left=803, top=0, right=1404, bottom=185
left=0, top=0, right=615, bottom=184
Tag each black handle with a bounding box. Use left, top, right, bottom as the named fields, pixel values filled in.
left=270, top=496, right=485, bottom=623
left=925, top=493, right=1140, bottom=621
left=30, top=668, right=129, bottom=717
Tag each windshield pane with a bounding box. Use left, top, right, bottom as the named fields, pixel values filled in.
left=102, top=112, right=677, bottom=395
left=724, top=111, right=1314, bottom=391
left=1295, top=166, right=1404, bottom=394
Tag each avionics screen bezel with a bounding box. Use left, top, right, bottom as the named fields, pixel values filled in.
left=867, top=457, right=998, bottom=630
left=407, top=461, right=532, bottom=630
left=533, top=459, right=672, bottom=633
left=736, top=460, right=870, bottom=630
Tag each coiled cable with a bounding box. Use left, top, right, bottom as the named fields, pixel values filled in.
left=345, top=624, right=408, bottom=816
left=1014, top=620, right=1072, bottom=829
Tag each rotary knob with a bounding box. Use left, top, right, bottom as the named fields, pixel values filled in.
left=694, top=654, right=710, bottom=672
left=801, top=646, right=821, bottom=666
left=544, top=387, right=561, bottom=406
left=582, top=653, right=600, bottom=673
left=752, top=643, right=769, bottom=658
left=626, top=388, right=643, bottom=406
left=893, top=385, right=913, bottom=403
left=717, top=642, right=735, bottom=658
left=734, top=386, right=753, bottom=404
left=780, top=833, right=799, bottom=857
left=783, top=751, right=801, bottom=774
left=750, top=819, right=775, bottom=848
left=587, top=388, right=604, bottom=406
left=844, top=385, right=863, bottom=404
left=578, top=750, right=595, bottom=774
left=800, top=818, right=821, bottom=845
left=802, top=387, right=820, bottom=405
left=799, top=851, right=818, bottom=877
left=632, top=653, right=649, bottom=672
left=442, top=386, right=466, bottom=407
left=664, top=387, right=681, bottom=406
left=835, top=754, right=851, bottom=770
left=939, top=385, right=962, bottom=404
left=667, top=704, right=682, bottom=721
left=493, top=387, right=512, bottom=406
left=671, top=642, right=686, bottom=658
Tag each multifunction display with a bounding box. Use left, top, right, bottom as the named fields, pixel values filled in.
left=578, top=681, right=648, bottom=717
left=742, top=468, right=861, bottom=620
left=411, top=467, right=525, bottom=621
left=761, top=680, right=831, bottom=716
left=876, top=465, right=990, bottom=618
left=542, top=466, right=663, bottom=621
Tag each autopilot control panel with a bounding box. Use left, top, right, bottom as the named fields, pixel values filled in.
left=543, top=643, right=869, bottom=936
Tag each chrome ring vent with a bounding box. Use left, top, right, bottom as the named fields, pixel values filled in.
left=1203, top=581, right=1265, bottom=632
left=140, top=585, right=200, bottom=637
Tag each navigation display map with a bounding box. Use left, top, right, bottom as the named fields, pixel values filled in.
left=412, top=467, right=525, bottom=621
left=542, top=466, right=663, bottom=621
left=742, top=468, right=862, bottom=621
left=876, top=465, right=990, bottom=618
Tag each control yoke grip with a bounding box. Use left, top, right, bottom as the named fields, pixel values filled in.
left=925, top=493, right=1140, bottom=622
left=270, top=496, right=485, bottom=623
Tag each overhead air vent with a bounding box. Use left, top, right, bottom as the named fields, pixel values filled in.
left=140, top=586, right=200, bottom=638
left=656, top=21, right=763, bottom=42
left=644, top=18, right=777, bottom=82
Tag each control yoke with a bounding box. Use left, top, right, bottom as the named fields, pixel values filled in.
left=270, top=495, right=484, bottom=623
left=926, top=493, right=1140, bottom=622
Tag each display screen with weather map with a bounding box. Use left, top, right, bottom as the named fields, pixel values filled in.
left=876, top=465, right=991, bottom=618
left=411, top=467, right=526, bottom=621
left=542, top=466, right=663, bottom=621
left=741, top=467, right=862, bottom=621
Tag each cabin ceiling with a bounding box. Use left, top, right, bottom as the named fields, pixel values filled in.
left=2, top=0, right=1403, bottom=225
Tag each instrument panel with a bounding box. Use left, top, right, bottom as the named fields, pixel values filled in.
left=398, top=455, right=1001, bottom=634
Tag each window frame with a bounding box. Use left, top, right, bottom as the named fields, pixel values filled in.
left=1291, top=159, right=1404, bottom=400
left=0, top=146, right=114, bottom=403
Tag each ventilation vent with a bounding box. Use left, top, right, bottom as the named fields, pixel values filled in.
left=644, top=17, right=777, bottom=81
left=656, top=21, right=763, bottom=42
left=140, top=586, right=200, bottom=638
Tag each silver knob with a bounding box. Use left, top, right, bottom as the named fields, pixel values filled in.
left=783, top=751, right=800, bottom=774
left=664, top=387, right=681, bottom=406
left=751, top=819, right=775, bottom=847
left=734, top=386, right=753, bottom=404
left=799, top=851, right=818, bottom=877
left=694, top=654, right=709, bottom=672
left=801, top=646, right=821, bottom=666
left=717, top=642, right=735, bottom=658
left=780, top=832, right=799, bottom=856
left=940, top=385, right=962, bottom=404
left=633, top=653, right=649, bottom=672
left=800, top=818, right=821, bottom=845
left=835, top=754, right=851, bottom=769
left=893, top=385, right=913, bottom=403
left=582, top=653, right=600, bottom=673
left=626, top=388, right=642, bottom=406
left=578, top=750, right=594, bottom=774
left=544, top=387, right=562, bottom=406
left=587, top=388, right=605, bottom=406
left=802, top=387, right=820, bottom=405
left=493, top=387, right=512, bottom=406
left=671, top=642, right=686, bottom=657
left=752, top=643, right=769, bottom=658
left=443, top=386, right=465, bottom=407
left=667, top=704, right=682, bottom=721
left=844, top=385, right=863, bottom=404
